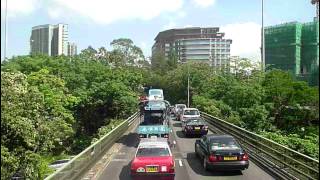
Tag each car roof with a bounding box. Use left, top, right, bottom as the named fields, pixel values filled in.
left=206, top=134, right=235, bottom=139
left=183, top=108, right=199, bottom=111
left=175, top=104, right=186, bottom=106
left=139, top=138, right=169, bottom=147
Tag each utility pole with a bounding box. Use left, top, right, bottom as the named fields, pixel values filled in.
left=187, top=62, right=190, bottom=108
left=261, top=0, right=265, bottom=71
left=4, top=0, right=8, bottom=60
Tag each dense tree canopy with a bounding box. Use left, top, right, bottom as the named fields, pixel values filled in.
left=1, top=38, right=318, bottom=179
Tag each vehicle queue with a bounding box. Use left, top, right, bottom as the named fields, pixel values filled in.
left=131, top=89, right=249, bottom=180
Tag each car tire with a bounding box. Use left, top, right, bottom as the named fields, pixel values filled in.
left=203, top=157, right=209, bottom=171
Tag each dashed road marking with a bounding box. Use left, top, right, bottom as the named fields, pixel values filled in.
left=175, top=159, right=183, bottom=167
left=111, top=158, right=128, bottom=162
left=179, top=159, right=183, bottom=167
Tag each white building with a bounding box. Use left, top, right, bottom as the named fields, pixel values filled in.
left=30, top=24, right=69, bottom=56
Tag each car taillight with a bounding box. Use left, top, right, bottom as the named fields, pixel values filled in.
left=209, top=155, right=218, bottom=162
left=241, top=153, right=249, bottom=161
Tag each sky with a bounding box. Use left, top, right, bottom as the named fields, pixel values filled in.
left=0, top=0, right=316, bottom=62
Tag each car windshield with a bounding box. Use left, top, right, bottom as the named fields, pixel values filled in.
left=149, top=90, right=161, bottom=96
left=136, top=147, right=170, bottom=157
left=210, top=137, right=240, bottom=151
left=184, top=110, right=199, bottom=115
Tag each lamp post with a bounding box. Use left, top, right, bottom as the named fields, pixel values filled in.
left=182, top=61, right=190, bottom=108
left=4, top=0, right=8, bottom=60
left=261, top=0, right=265, bottom=71
left=187, top=63, right=190, bottom=108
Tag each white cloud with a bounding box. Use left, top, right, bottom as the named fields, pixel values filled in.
left=48, top=7, right=62, bottom=19
left=50, top=0, right=183, bottom=24
left=1, top=0, right=39, bottom=17
left=139, top=42, right=147, bottom=54
left=220, top=22, right=262, bottom=61
left=177, top=11, right=187, bottom=18
left=192, top=0, right=215, bottom=8
left=163, top=21, right=177, bottom=30
left=184, top=24, right=193, bottom=28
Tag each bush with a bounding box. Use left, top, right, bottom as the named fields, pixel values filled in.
left=260, top=131, right=319, bottom=159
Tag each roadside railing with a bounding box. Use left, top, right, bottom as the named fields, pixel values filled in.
left=45, top=112, right=139, bottom=180
left=201, top=111, right=319, bottom=180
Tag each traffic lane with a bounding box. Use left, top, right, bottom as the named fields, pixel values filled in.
left=168, top=119, right=191, bottom=180
left=98, top=125, right=190, bottom=180
left=169, top=118, right=274, bottom=180
left=98, top=132, right=139, bottom=180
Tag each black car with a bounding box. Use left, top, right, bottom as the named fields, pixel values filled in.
left=195, top=135, right=249, bottom=171
left=181, top=118, right=208, bottom=136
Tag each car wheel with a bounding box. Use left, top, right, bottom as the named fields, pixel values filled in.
left=203, top=157, right=209, bottom=171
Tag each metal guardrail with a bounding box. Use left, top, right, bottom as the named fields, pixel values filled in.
left=201, top=111, right=319, bottom=180
left=45, top=112, right=139, bottom=180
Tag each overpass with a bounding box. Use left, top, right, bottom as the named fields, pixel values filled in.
left=45, top=112, right=319, bottom=180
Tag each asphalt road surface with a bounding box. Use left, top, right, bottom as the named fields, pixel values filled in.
left=98, top=115, right=274, bottom=180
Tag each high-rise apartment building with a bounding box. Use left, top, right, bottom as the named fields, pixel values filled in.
left=265, top=20, right=319, bottom=86
left=30, top=23, right=69, bottom=56
left=229, top=56, right=240, bottom=74
left=152, top=27, right=232, bottom=70
left=67, top=42, right=77, bottom=56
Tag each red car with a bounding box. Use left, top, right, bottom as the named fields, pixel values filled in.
left=130, top=138, right=175, bottom=180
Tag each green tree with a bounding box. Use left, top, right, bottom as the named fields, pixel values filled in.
left=110, top=38, right=145, bottom=65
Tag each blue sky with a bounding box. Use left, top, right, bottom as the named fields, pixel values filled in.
left=1, top=0, right=316, bottom=61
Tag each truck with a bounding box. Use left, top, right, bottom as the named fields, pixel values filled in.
left=138, top=100, right=170, bottom=140
left=148, top=89, right=164, bottom=101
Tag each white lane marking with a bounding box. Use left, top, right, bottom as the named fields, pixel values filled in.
left=175, top=159, right=183, bottom=167
left=111, top=159, right=128, bottom=162
left=173, top=140, right=176, bottom=145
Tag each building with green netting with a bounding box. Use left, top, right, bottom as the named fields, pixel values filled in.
left=265, top=20, right=319, bottom=86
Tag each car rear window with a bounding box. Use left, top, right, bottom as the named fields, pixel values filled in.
left=149, top=91, right=161, bottom=96
left=177, top=105, right=186, bottom=108
left=186, top=119, right=205, bottom=125
left=184, top=110, right=199, bottom=115
left=210, top=138, right=240, bottom=151
left=145, top=101, right=165, bottom=108
left=136, top=147, right=170, bottom=157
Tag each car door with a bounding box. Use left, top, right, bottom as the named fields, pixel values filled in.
left=198, top=136, right=208, bottom=158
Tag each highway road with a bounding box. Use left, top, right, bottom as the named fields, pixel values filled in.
left=98, top=115, right=274, bottom=180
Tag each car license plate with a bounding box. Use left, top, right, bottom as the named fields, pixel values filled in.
left=146, top=166, right=158, bottom=172
left=194, top=127, right=200, bottom=130
left=224, top=156, right=237, bottom=161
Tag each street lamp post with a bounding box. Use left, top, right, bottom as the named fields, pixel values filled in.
left=4, top=0, right=8, bottom=60
left=261, top=0, right=265, bottom=71
left=187, top=64, right=190, bottom=108
left=182, top=61, right=190, bottom=108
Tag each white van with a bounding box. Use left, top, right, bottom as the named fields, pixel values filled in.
left=148, top=89, right=164, bottom=100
